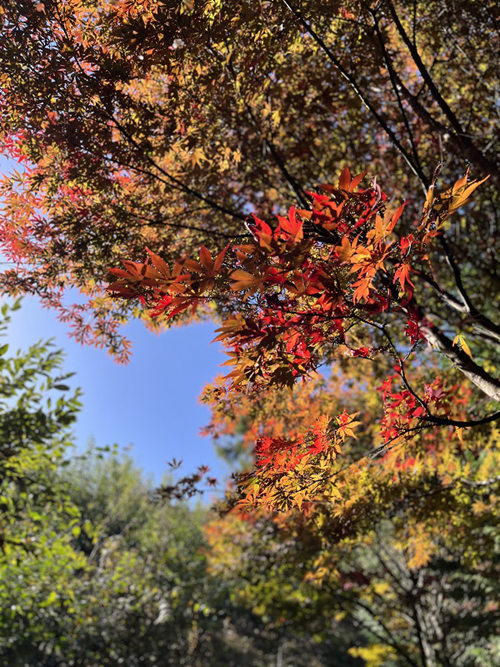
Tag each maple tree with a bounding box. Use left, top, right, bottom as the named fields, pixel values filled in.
left=110, top=167, right=498, bottom=488
left=108, top=165, right=499, bottom=663
left=0, top=0, right=497, bottom=357
left=0, top=2, right=499, bottom=662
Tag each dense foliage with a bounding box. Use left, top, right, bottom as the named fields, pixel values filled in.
left=0, top=1, right=498, bottom=665
left=0, top=300, right=81, bottom=554
left=203, top=360, right=499, bottom=666
left=0, top=0, right=497, bottom=355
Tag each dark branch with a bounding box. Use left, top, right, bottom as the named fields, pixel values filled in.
left=422, top=410, right=500, bottom=428
left=281, top=0, right=428, bottom=189
left=385, top=0, right=498, bottom=180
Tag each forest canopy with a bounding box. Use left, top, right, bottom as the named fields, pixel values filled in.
left=0, top=1, right=498, bottom=665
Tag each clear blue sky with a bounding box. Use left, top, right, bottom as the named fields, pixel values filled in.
left=6, top=296, right=229, bottom=486
left=0, top=154, right=230, bottom=490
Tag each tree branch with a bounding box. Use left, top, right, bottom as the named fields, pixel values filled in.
left=420, top=324, right=500, bottom=401
left=281, top=0, right=428, bottom=189
left=415, top=269, right=500, bottom=343
left=422, top=410, right=500, bottom=428
left=385, top=0, right=498, bottom=180
left=368, top=4, right=428, bottom=188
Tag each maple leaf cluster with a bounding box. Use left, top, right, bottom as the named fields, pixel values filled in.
left=108, top=167, right=489, bottom=398
left=107, top=167, right=498, bottom=519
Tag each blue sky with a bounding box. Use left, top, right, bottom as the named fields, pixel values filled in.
left=6, top=296, right=229, bottom=487
left=0, top=154, right=231, bottom=491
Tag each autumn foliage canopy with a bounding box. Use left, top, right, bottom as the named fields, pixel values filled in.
left=108, top=166, right=498, bottom=517
left=0, top=1, right=499, bottom=663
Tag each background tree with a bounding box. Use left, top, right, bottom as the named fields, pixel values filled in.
left=0, top=440, right=365, bottom=666
left=203, top=358, right=499, bottom=666
left=206, top=510, right=499, bottom=667
left=0, top=299, right=81, bottom=554
left=0, top=306, right=362, bottom=665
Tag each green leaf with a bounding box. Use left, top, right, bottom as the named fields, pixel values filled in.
left=44, top=591, right=57, bottom=606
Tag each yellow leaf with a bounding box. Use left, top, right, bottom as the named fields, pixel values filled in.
left=349, top=644, right=397, bottom=667
left=453, top=333, right=472, bottom=359
left=373, top=581, right=390, bottom=595
left=452, top=172, right=468, bottom=194
left=424, top=184, right=434, bottom=209
left=336, top=236, right=355, bottom=263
